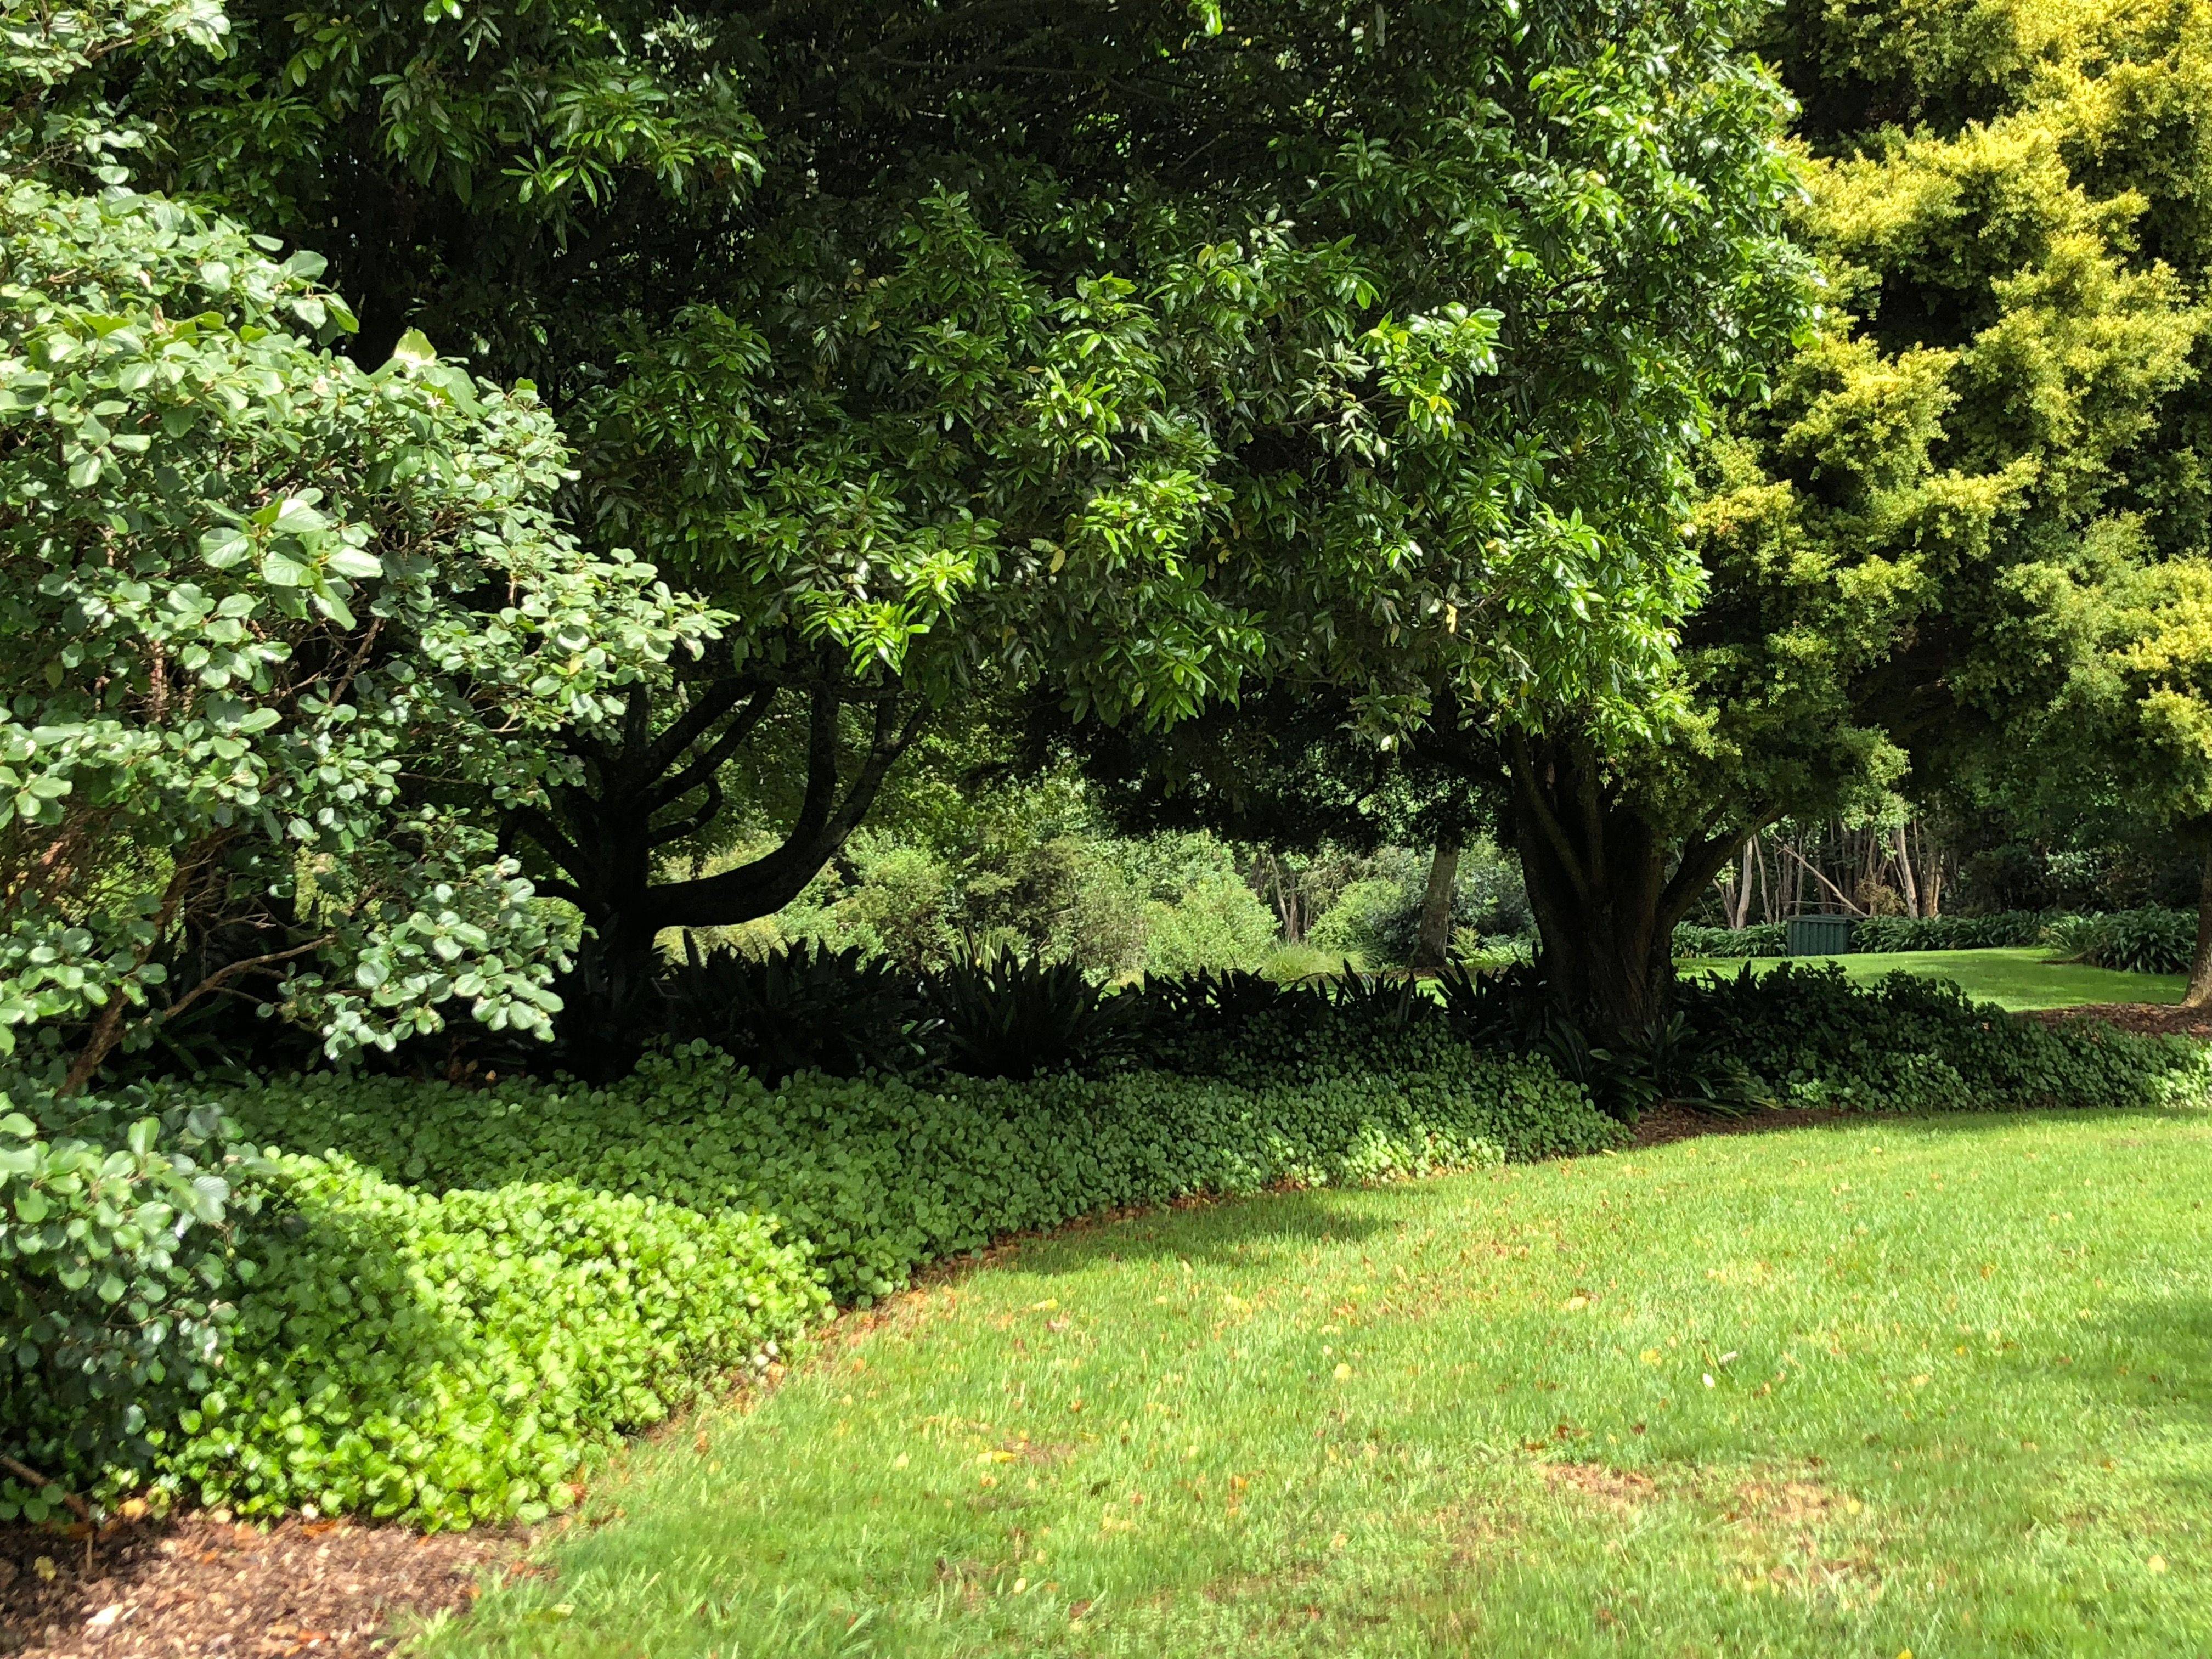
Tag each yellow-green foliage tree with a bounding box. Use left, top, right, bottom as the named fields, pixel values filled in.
left=1820, top=0, right=2212, bottom=1005
left=1503, top=0, right=2212, bottom=1032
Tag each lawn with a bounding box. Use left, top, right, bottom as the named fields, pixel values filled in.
left=1682, top=945, right=2186, bottom=1011
left=425, top=1105, right=2212, bottom=1658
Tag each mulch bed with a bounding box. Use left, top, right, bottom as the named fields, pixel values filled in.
left=1632, top=1103, right=1850, bottom=1147
left=0, top=1515, right=526, bottom=1658
left=2018, top=1002, right=2212, bottom=1039
left=6, top=994, right=2199, bottom=1654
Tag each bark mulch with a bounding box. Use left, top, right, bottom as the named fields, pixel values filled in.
left=2018, top=1001, right=2212, bottom=1040
left=0, top=1515, right=527, bottom=1658
left=1632, top=1103, right=1850, bottom=1147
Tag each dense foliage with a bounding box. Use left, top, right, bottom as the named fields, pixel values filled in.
left=1677, top=964, right=2203, bottom=1113
left=0, top=5, right=708, bottom=1091
left=0, top=1090, right=255, bottom=1522
left=61, top=0, right=1816, bottom=1040
left=2, top=1083, right=820, bottom=1527
left=168, top=1155, right=821, bottom=1528
left=223, top=1045, right=1618, bottom=1313
left=1069, top=0, right=2212, bottom=1040
left=2044, top=909, right=2200, bottom=976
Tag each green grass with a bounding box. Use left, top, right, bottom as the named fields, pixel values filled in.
left=1682, top=945, right=2185, bottom=1011
left=425, top=1106, right=2212, bottom=1658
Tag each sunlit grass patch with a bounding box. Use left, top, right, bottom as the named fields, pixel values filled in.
left=1683, top=944, right=2186, bottom=1010
left=426, top=1107, right=2212, bottom=1658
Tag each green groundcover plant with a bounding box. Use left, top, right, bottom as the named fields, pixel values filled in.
left=215, top=1046, right=1619, bottom=1310
left=1, top=1085, right=823, bottom=1530
left=3, top=1041, right=1618, bottom=1526
left=6, top=964, right=2204, bottom=1532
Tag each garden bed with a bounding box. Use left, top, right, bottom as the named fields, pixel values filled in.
left=0, top=1514, right=520, bottom=1658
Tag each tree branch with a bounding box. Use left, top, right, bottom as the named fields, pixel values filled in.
left=1504, top=733, right=1593, bottom=904
left=642, top=683, right=777, bottom=816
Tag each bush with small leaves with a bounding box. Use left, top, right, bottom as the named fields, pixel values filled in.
left=217, top=1043, right=1620, bottom=1311
left=1, top=1087, right=260, bottom=1521
left=167, top=1153, right=825, bottom=1530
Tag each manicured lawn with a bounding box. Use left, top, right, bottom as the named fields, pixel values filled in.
left=1683, top=945, right=2185, bottom=1011
left=426, top=1106, right=2212, bottom=1658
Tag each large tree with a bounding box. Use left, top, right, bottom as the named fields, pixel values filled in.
left=95, top=0, right=1809, bottom=1030
left=1068, top=0, right=2212, bottom=1039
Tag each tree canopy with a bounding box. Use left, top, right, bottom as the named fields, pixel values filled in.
left=71, top=0, right=1807, bottom=1048
left=1060, top=0, right=2212, bottom=1034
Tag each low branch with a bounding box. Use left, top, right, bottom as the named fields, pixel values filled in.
left=0, top=1455, right=92, bottom=1526
left=1775, top=839, right=1865, bottom=916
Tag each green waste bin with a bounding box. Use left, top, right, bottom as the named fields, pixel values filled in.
left=1786, top=914, right=1853, bottom=956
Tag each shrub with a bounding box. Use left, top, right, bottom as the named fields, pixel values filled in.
left=218, top=1044, right=1621, bottom=1311
left=661, top=943, right=933, bottom=1082
left=1676, top=911, right=2058, bottom=959
left=1852, top=911, right=2050, bottom=951
left=2044, top=907, right=2197, bottom=975
left=1141, top=871, right=1279, bottom=977
left=828, top=844, right=960, bottom=970
left=168, top=1153, right=823, bottom=1530
left=1306, top=874, right=1410, bottom=963
left=928, top=952, right=1137, bottom=1078
left=3, top=1083, right=825, bottom=1529
left=1, top=1091, right=259, bottom=1521
left=1677, top=963, right=2208, bottom=1113
left=1256, top=941, right=1344, bottom=982
left=1673, top=922, right=1787, bottom=959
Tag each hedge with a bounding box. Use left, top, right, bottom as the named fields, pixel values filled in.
left=13, top=968, right=2197, bottom=1532
left=1676, top=910, right=2063, bottom=960
left=5, top=1044, right=1616, bottom=1526
left=1679, top=962, right=2210, bottom=1113
left=217, top=1044, right=1620, bottom=1307
left=2, top=1093, right=821, bottom=1530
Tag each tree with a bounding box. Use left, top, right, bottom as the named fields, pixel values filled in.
left=0, top=2, right=709, bottom=1087
left=2009, top=558, right=2212, bottom=1002
left=101, top=0, right=1806, bottom=1040
left=1063, top=0, right=2212, bottom=1040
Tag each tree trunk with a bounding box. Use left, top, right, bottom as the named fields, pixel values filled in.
left=512, top=663, right=924, bottom=1075
left=2186, top=847, right=2212, bottom=1009
left=1893, top=823, right=1921, bottom=919
left=1501, top=733, right=1752, bottom=1049
left=1409, top=831, right=1463, bottom=972
left=1725, top=845, right=1754, bottom=929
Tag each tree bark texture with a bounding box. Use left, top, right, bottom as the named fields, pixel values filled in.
left=1409, top=830, right=1463, bottom=972
left=2186, top=845, right=2212, bottom=1010
left=1502, top=733, right=1757, bottom=1044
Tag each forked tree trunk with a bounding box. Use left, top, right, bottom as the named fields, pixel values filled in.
left=1409, top=831, right=1463, bottom=972
left=2186, top=847, right=2212, bottom=1010
left=1500, top=733, right=1753, bottom=1048
left=513, top=665, right=924, bottom=1075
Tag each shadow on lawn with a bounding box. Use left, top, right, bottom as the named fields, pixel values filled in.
left=1013, top=1184, right=1397, bottom=1277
